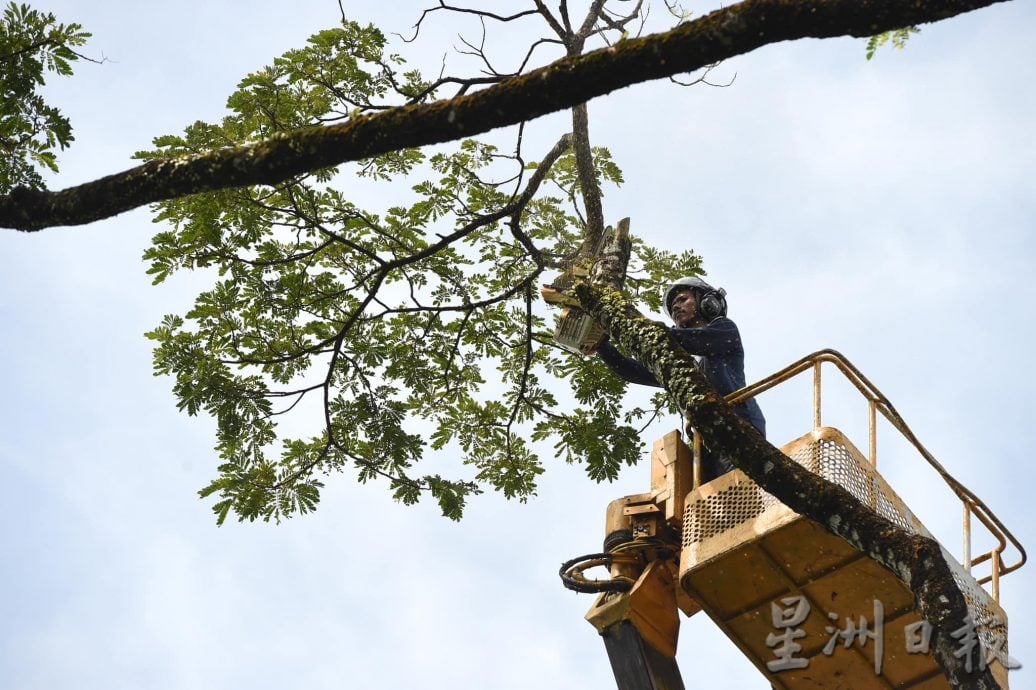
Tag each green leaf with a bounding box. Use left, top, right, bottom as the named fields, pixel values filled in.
left=0, top=2, right=91, bottom=191
left=865, top=27, right=920, bottom=60
left=135, top=11, right=700, bottom=524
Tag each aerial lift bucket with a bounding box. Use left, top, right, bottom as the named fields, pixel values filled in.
left=565, top=350, right=1024, bottom=690
left=681, top=426, right=1011, bottom=689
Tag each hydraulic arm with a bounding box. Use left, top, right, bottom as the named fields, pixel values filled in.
left=561, top=433, right=699, bottom=690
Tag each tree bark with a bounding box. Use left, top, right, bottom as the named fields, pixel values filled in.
left=0, top=0, right=1011, bottom=231
left=573, top=282, right=1000, bottom=690
left=571, top=102, right=606, bottom=254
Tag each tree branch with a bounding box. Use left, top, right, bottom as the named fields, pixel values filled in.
left=400, top=1, right=540, bottom=43
left=1, top=0, right=1009, bottom=231
left=575, top=0, right=611, bottom=42
left=532, top=0, right=568, bottom=41
left=570, top=102, right=605, bottom=250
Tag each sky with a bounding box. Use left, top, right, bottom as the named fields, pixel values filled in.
left=1, top=1, right=1034, bottom=688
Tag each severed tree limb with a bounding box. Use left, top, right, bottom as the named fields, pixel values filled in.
left=0, top=0, right=1011, bottom=231
left=573, top=280, right=999, bottom=689
left=588, top=216, right=631, bottom=291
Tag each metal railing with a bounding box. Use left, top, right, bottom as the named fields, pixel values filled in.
left=713, top=348, right=1026, bottom=600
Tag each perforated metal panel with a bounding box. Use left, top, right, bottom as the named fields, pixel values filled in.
left=679, top=427, right=1010, bottom=689
left=683, top=480, right=779, bottom=545
left=950, top=565, right=1011, bottom=666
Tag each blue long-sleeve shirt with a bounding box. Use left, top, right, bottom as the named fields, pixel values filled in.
left=597, top=317, right=766, bottom=437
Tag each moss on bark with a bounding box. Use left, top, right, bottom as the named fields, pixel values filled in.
left=1, top=0, right=1010, bottom=231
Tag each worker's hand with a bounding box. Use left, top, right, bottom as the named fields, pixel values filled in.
left=584, top=334, right=608, bottom=356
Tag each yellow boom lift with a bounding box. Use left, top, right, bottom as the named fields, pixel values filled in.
left=542, top=244, right=1025, bottom=689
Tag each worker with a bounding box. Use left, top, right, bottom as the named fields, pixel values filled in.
left=594, top=276, right=766, bottom=481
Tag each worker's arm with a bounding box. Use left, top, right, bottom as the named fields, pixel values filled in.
left=669, top=317, right=744, bottom=357
left=596, top=339, right=662, bottom=387
left=596, top=318, right=742, bottom=385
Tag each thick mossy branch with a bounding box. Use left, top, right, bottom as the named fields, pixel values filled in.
left=1, top=0, right=1009, bottom=231
left=573, top=282, right=999, bottom=689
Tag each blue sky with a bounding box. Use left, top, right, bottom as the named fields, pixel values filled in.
left=2, top=1, right=1034, bottom=688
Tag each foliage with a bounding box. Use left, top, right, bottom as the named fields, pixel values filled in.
left=139, top=19, right=702, bottom=524
left=865, top=27, right=920, bottom=60
left=0, top=2, right=90, bottom=192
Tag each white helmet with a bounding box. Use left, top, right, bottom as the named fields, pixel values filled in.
left=664, top=276, right=727, bottom=322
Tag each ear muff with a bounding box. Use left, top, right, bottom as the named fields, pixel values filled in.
left=697, top=288, right=728, bottom=321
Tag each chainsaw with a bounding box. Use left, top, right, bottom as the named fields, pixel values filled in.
left=540, top=222, right=625, bottom=355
